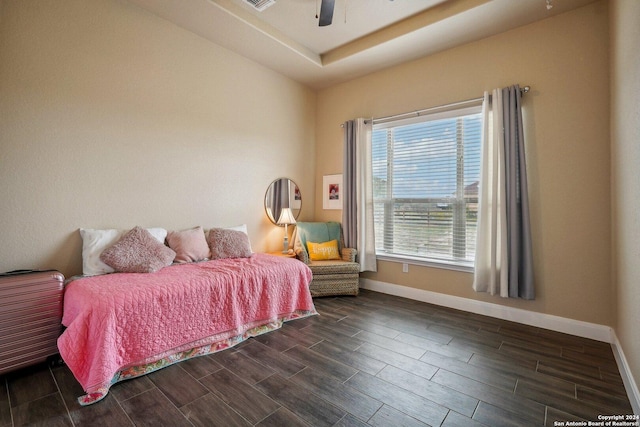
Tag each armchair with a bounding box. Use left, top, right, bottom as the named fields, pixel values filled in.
left=292, top=222, right=360, bottom=297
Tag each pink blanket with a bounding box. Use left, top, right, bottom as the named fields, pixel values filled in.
left=58, top=254, right=315, bottom=403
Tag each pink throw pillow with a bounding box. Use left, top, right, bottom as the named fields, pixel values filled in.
left=207, top=228, right=252, bottom=260
left=100, top=226, right=176, bottom=273
left=166, top=226, right=211, bottom=263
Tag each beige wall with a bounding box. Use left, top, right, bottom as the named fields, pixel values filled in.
left=0, top=0, right=635, bottom=398
left=316, top=1, right=612, bottom=325
left=0, top=0, right=316, bottom=278
left=611, top=0, right=640, bottom=402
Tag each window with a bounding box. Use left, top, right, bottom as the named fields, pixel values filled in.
left=372, top=104, right=482, bottom=269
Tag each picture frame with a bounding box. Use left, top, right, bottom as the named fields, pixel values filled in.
left=323, top=174, right=342, bottom=210
left=290, top=184, right=301, bottom=209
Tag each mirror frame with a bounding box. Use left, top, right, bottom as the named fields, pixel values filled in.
left=264, top=177, right=302, bottom=226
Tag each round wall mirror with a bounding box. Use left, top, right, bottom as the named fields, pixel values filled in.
left=264, top=178, right=301, bottom=226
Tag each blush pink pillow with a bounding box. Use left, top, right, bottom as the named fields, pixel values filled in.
left=166, top=226, right=211, bottom=263
left=207, top=228, right=252, bottom=260
left=100, top=226, right=176, bottom=273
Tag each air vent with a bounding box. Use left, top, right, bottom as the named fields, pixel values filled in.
left=243, top=0, right=275, bottom=12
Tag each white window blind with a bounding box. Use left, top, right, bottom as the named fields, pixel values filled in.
left=372, top=104, right=482, bottom=268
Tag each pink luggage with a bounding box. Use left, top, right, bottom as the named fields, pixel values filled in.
left=0, top=269, right=65, bottom=374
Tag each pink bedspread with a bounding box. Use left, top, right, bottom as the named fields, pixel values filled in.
left=58, top=254, right=314, bottom=402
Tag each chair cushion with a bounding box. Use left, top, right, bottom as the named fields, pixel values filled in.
left=308, top=259, right=360, bottom=275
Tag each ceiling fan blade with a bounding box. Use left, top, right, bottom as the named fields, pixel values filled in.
left=318, top=0, right=335, bottom=27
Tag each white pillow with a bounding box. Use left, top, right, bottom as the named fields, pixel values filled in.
left=80, top=227, right=167, bottom=276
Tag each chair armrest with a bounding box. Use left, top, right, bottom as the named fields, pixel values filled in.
left=295, top=248, right=310, bottom=264
left=342, top=248, right=358, bottom=263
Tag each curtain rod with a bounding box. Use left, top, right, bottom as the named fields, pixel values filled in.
left=359, top=85, right=530, bottom=126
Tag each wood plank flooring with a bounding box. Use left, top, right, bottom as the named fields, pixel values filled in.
left=0, top=289, right=633, bottom=427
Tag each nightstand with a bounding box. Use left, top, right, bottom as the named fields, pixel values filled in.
left=266, top=251, right=296, bottom=258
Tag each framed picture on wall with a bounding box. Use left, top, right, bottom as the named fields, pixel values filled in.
left=323, top=174, right=342, bottom=210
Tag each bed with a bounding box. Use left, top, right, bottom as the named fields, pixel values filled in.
left=57, top=253, right=315, bottom=405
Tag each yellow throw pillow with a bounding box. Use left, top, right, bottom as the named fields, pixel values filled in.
left=307, top=240, right=340, bottom=261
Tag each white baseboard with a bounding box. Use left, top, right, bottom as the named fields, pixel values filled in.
left=611, top=331, right=640, bottom=415
left=360, top=279, right=612, bottom=342
left=360, top=278, right=640, bottom=414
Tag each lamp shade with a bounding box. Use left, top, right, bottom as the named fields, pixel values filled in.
left=277, top=208, right=296, bottom=225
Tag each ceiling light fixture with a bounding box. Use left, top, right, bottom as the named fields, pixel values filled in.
left=546, top=0, right=553, bottom=10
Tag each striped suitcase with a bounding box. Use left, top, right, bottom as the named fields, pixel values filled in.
left=0, top=269, right=65, bottom=375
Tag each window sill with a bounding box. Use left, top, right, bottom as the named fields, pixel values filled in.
left=376, top=254, right=474, bottom=274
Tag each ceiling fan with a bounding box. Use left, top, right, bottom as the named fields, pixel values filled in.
left=318, top=0, right=335, bottom=26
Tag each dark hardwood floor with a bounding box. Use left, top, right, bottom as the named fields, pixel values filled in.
left=0, top=289, right=633, bottom=427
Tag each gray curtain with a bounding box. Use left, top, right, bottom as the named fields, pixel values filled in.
left=473, top=85, right=534, bottom=299
left=269, top=178, right=284, bottom=224
left=343, top=120, right=357, bottom=248
left=342, top=118, right=377, bottom=272
left=503, top=85, right=535, bottom=299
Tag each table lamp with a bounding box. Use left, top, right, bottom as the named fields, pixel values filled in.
left=277, top=208, right=296, bottom=253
